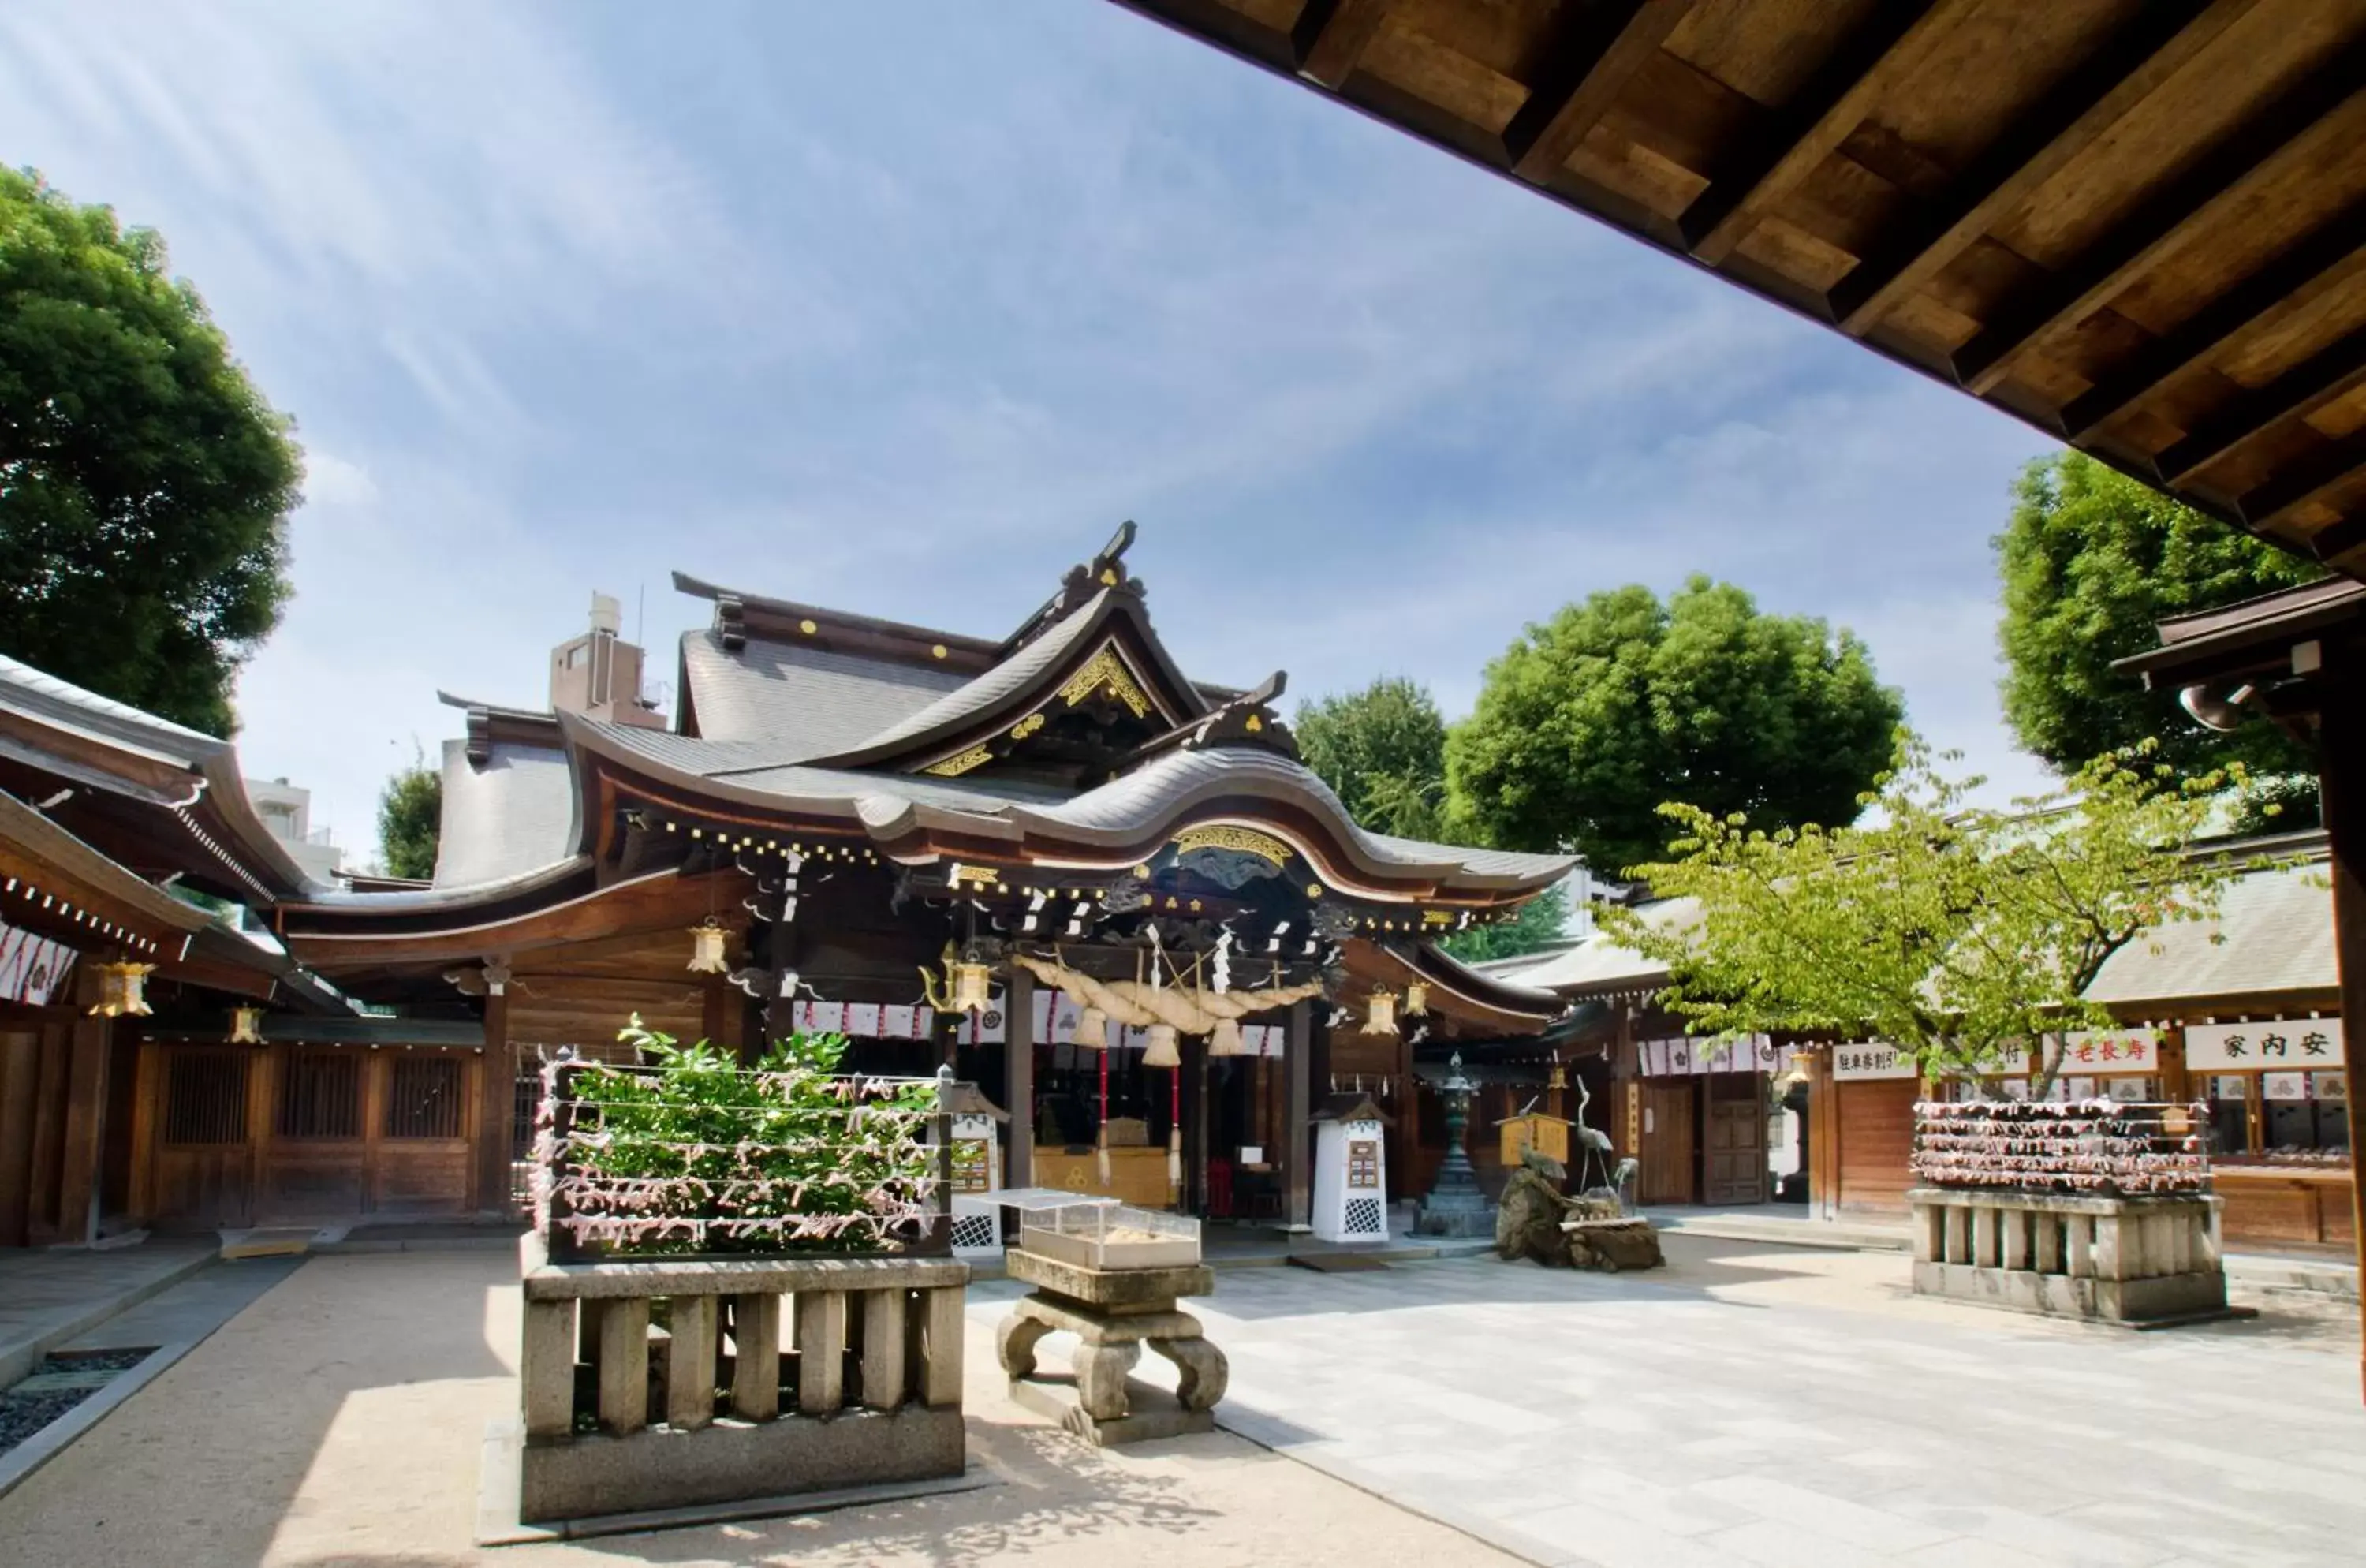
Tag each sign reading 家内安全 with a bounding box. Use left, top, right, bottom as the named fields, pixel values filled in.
left=2183, top=1018, right=2344, bottom=1072
left=1832, top=1043, right=1918, bottom=1081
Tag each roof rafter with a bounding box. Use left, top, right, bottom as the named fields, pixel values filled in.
left=1830, top=0, right=2252, bottom=338
left=1954, top=38, right=2366, bottom=397
left=1500, top=0, right=1692, bottom=185
left=2155, top=323, right=2366, bottom=489
left=2238, top=427, right=2366, bottom=535
left=1290, top=0, right=1390, bottom=90
left=1678, top=0, right=1961, bottom=267
left=2063, top=200, right=2366, bottom=448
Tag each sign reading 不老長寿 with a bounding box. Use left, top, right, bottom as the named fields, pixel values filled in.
left=2183, top=1018, right=2344, bottom=1072
left=2040, top=1029, right=2162, bottom=1075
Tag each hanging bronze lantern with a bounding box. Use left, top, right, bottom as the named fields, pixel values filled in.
left=950, top=959, right=993, bottom=1015
left=1069, top=1004, right=1110, bottom=1050
left=1142, top=1022, right=1181, bottom=1068
left=91, top=961, right=155, bottom=1018
left=1404, top=979, right=1431, bottom=1016
left=1362, top=988, right=1399, bottom=1036
left=1207, top=1016, right=1247, bottom=1056
left=228, top=1006, right=265, bottom=1044
left=686, top=918, right=730, bottom=974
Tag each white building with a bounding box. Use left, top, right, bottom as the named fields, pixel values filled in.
left=243, top=777, right=342, bottom=884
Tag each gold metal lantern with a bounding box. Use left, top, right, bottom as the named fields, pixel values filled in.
left=686, top=918, right=730, bottom=974
left=1361, top=988, right=1399, bottom=1036
left=1404, top=979, right=1431, bottom=1016
left=228, top=1006, right=265, bottom=1044
left=91, top=961, right=155, bottom=1018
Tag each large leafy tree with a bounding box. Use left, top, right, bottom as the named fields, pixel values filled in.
left=1446, top=577, right=1901, bottom=874
left=1997, top=453, right=2319, bottom=781
left=377, top=754, right=442, bottom=880
left=1294, top=676, right=1449, bottom=839
left=0, top=168, right=300, bottom=736
left=1607, top=734, right=2256, bottom=1092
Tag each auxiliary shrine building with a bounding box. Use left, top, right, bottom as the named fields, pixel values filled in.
left=2, top=527, right=1569, bottom=1241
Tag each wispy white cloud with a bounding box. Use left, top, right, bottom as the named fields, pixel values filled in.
left=0, top=0, right=2068, bottom=850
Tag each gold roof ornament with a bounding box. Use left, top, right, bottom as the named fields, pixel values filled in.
left=91, top=961, right=155, bottom=1019
left=687, top=918, right=730, bottom=974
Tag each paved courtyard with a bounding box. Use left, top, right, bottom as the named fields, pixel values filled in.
left=0, top=1235, right=2356, bottom=1566
left=1001, top=1235, right=2360, bottom=1568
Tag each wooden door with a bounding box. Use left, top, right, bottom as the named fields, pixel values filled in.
left=1835, top=1079, right=1918, bottom=1212
left=259, top=1047, right=368, bottom=1221
left=1636, top=1081, right=1697, bottom=1204
left=371, top=1052, right=475, bottom=1215
left=1704, top=1075, right=1767, bottom=1204
left=148, top=1047, right=256, bottom=1229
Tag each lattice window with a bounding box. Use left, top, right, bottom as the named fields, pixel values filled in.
left=386, top=1056, right=464, bottom=1140
left=276, top=1051, right=360, bottom=1139
left=512, top=1070, right=541, bottom=1159
left=1343, top=1197, right=1385, bottom=1235
left=950, top=1211, right=1000, bottom=1251
left=164, top=1051, right=249, bottom=1145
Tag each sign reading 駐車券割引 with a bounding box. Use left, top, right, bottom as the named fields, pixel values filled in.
left=1831, top=1043, right=1918, bottom=1081
left=2183, top=1019, right=2343, bottom=1072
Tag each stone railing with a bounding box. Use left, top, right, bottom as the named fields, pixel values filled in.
left=514, top=1233, right=969, bottom=1524
left=1908, top=1187, right=2226, bottom=1323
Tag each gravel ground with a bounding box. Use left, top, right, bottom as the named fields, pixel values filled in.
left=0, top=1350, right=151, bottom=1458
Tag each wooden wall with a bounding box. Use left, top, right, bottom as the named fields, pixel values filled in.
left=1815, top=1077, right=1918, bottom=1216
left=0, top=1006, right=111, bottom=1247
left=130, top=1041, right=491, bottom=1231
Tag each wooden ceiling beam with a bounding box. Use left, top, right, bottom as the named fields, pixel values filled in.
left=1954, top=39, right=2366, bottom=397
left=1500, top=0, right=1693, bottom=185
left=1831, top=0, right=2253, bottom=338
left=2309, top=512, right=2366, bottom=570
left=2155, top=325, right=2366, bottom=488
left=1678, top=0, right=1961, bottom=267
left=2237, top=427, right=2366, bottom=532
left=2065, top=201, right=2366, bottom=446
left=1291, top=0, right=1390, bottom=90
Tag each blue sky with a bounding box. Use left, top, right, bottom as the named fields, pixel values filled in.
left=2, top=2, right=2058, bottom=865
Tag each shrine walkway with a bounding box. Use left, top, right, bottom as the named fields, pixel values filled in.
left=1015, top=1234, right=2360, bottom=1568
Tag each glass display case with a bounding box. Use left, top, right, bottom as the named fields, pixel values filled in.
left=1017, top=1200, right=1202, bottom=1270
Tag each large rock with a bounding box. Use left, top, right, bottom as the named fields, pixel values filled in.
left=1495, top=1165, right=1575, bottom=1264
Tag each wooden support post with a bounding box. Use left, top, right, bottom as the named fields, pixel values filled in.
left=2319, top=639, right=2366, bottom=1402
left=666, top=1294, right=718, bottom=1430
left=796, top=1290, right=846, bottom=1415
left=861, top=1288, right=909, bottom=1411
left=1283, top=999, right=1312, bottom=1230
left=478, top=990, right=513, bottom=1217
left=1808, top=1044, right=1838, bottom=1221
left=24, top=1026, right=69, bottom=1244
left=54, top=1015, right=109, bottom=1245
left=521, top=1300, right=578, bottom=1438
left=730, top=1292, right=781, bottom=1421
left=597, top=1297, right=651, bottom=1435
left=1005, top=965, right=1033, bottom=1189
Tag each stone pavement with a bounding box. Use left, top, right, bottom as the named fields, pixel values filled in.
left=0, top=1236, right=216, bottom=1385
left=1030, top=1234, right=2360, bottom=1568
left=0, top=1249, right=1518, bottom=1567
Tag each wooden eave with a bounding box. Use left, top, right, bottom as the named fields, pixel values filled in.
left=0, top=790, right=211, bottom=958
left=278, top=864, right=738, bottom=973
left=568, top=730, right=1569, bottom=909
left=1352, top=937, right=1566, bottom=1036
left=1114, top=0, right=2366, bottom=574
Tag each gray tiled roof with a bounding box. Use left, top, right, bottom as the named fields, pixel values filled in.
left=1497, top=898, right=1696, bottom=994
left=679, top=629, right=966, bottom=756
left=838, top=591, right=1115, bottom=756
left=2084, top=859, right=2335, bottom=1005
left=434, top=736, right=580, bottom=887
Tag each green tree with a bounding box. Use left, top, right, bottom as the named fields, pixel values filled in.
left=1295, top=676, right=1448, bottom=839
left=1439, top=879, right=1570, bottom=964
left=377, top=752, right=442, bottom=879
left=1606, top=734, right=2260, bottom=1092
left=0, top=168, right=300, bottom=736
left=1446, top=577, right=1902, bottom=874
left=1997, top=453, right=2319, bottom=786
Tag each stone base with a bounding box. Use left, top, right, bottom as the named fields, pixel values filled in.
left=517, top=1405, right=964, bottom=1524
left=1414, top=1205, right=1494, bottom=1239
left=1009, top=1373, right=1217, bottom=1446
left=1912, top=1260, right=2234, bottom=1323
